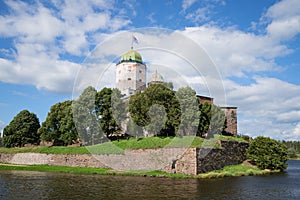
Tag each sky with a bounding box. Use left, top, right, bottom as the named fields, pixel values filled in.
left=1, top=0, right=300, bottom=140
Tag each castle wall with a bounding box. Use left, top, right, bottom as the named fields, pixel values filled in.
left=0, top=141, right=248, bottom=175
left=196, top=141, right=248, bottom=173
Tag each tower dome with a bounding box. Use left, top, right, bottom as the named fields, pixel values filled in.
left=149, top=70, right=164, bottom=84
left=120, top=50, right=143, bottom=63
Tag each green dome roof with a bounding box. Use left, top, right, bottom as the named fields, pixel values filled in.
left=121, top=50, right=143, bottom=63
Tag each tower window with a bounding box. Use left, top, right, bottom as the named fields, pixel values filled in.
left=139, top=79, right=142, bottom=82
left=128, top=78, right=131, bottom=80
left=139, top=70, right=142, bottom=73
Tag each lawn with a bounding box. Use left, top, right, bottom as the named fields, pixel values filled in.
left=0, top=135, right=247, bottom=155
left=0, top=163, right=276, bottom=179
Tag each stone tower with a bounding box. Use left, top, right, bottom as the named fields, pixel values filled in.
left=116, top=49, right=146, bottom=96
left=221, top=106, right=238, bottom=136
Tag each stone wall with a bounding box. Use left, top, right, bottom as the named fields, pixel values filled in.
left=0, top=141, right=248, bottom=175
left=0, top=153, right=109, bottom=168
left=196, top=141, right=249, bottom=173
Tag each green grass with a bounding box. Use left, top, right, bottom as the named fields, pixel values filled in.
left=0, top=135, right=247, bottom=155
left=198, top=164, right=279, bottom=179
left=0, top=163, right=277, bottom=179
left=0, top=164, right=111, bottom=175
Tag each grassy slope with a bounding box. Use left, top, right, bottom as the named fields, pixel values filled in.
left=0, top=163, right=277, bottom=179
left=0, top=135, right=247, bottom=155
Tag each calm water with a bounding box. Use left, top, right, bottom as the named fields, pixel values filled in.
left=0, top=160, right=300, bottom=200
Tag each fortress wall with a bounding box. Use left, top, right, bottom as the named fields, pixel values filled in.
left=196, top=141, right=249, bottom=173
left=0, top=141, right=248, bottom=175
left=0, top=153, right=108, bottom=168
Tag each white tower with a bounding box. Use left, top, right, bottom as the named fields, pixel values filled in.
left=116, top=49, right=146, bottom=96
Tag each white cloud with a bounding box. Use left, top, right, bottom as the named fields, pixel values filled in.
left=0, top=0, right=131, bottom=93
left=223, top=77, right=300, bottom=140
left=182, top=26, right=291, bottom=77
left=263, top=0, right=300, bottom=41
left=185, top=7, right=210, bottom=24
left=182, top=0, right=197, bottom=11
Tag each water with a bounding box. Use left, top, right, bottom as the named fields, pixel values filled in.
left=0, top=160, right=300, bottom=200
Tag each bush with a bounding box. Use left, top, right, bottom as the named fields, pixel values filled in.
left=3, top=110, right=40, bottom=148
left=246, top=136, right=288, bottom=171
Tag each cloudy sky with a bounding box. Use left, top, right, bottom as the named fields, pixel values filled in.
left=1, top=0, right=300, bottom=140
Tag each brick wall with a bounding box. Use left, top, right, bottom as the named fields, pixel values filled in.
left=0, top=141, right=248, bottom=175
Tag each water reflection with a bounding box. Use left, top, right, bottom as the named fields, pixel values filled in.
left=0, top=160, right=299, bottom=200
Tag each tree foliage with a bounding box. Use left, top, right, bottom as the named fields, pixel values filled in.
left=3, top=110, right=40, bottom=147
left=96, top=88, right=126, bottom=139
left=197, top=102, right=226, bottom=137
left=247, top=136, right=288, bottom=171
left=39, top=100, right=78, bottom=146
left=129, top=84, right=181, bottom=136
left=176, top=86, right=200, bottom=136
left=73, top=86, right=102, bottom=145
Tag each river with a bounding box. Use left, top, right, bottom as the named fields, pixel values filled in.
left=0, top=160, right=299, bottom=200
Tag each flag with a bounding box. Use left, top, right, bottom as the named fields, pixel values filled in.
left=132, top=35, right=138, bottom=44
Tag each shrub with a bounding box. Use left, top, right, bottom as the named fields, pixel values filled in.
left=3, top=110, right=40, bottom=148
left=246, top=136, right=288, bottom=171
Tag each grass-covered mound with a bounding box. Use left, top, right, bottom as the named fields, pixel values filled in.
left=0, top=135, right=247, bottom=155
left=0, top=163, right=276, bottom=179
left=198, top=164, right=279, bottom=179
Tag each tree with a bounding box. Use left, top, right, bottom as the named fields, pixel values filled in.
left=176, top=86, right=200, bottom=136
left=2, top=110, right=40, bottom=147
left=197, top=102, right=226, bottom=137
left=129, top=84, right=181, bottom=136
left=96, top=88, right=126, bottom=139
left=145, top=104, right=168, bottom=136
left=39, top=100, right=78, bottom=146
left=247, top=136, right=288, bottom=171
left=73, top=86, right=102, bottom=145
left=197, top=102, right=211, bottom=137
left=126, top=118, right=144, bottom=139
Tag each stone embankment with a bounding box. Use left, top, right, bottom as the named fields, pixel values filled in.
left=0, top=141, right=248, bottom=175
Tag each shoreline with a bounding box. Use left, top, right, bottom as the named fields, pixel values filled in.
left=0, top=163, right=280, bottom=179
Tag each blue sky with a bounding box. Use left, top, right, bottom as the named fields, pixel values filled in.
left=1, top=0, right=300, bottom=140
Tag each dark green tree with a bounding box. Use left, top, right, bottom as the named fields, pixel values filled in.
left=197, top=102, right=226, bottom=137
left=39, top=100, right=78, bottom=146
left=96, top=88, right=126, bottom=139
left=247, top=136, right=288, bottom=171
left=176, top=86, right=200, bottom=136
left=2, top=110, right=40, bottom=147
left=197, top=102, right=211, bottom=137
left=126, top=118, right=144, bottom=139
left=73, top=86, right=103, bottom=145
left=210, top=104, right=226, bottom=135
left=129, top=84, right=181, bottom=136
left=145, top=104, right=168, bottom=136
